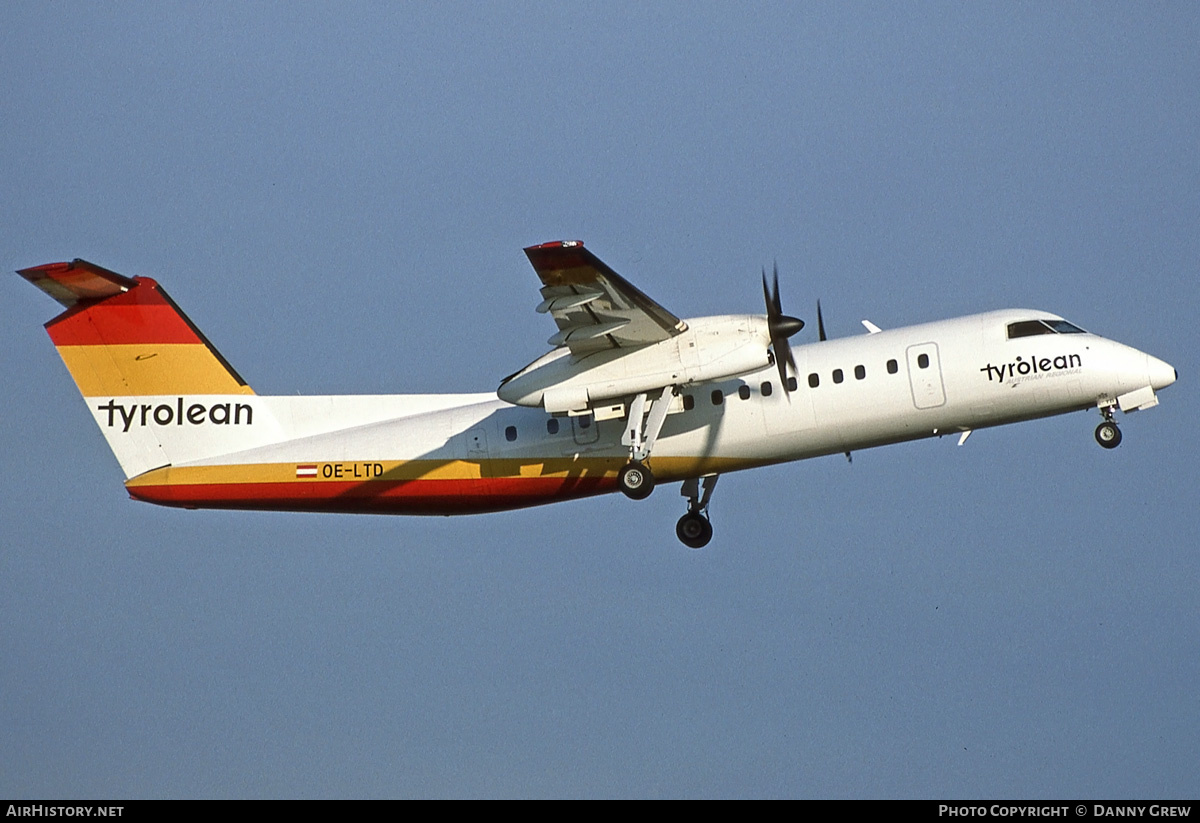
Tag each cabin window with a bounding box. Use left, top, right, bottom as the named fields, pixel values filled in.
left=578, top=415, right=591, bottom=429
left=887, top=359, right=898, bottom=374
left=682, top=394, right=695, bottom=411
left=808, top=373, right=819, bottom=388
left=738, top=385, right=751, bottom=400
left=546, top=418, right=559, bottom=435
left=787, top=376, right=797, bottom=392
left=761, top=381, right=773, bottom=397
left=505, top=425, right=517, bottom=442
left=711, top=390, right=723, bottom=406
left=832, top=368, right=844, bottom=384
left=854, top=364, right=866, bottom=380
left=918, top=353, right=930, bottom=369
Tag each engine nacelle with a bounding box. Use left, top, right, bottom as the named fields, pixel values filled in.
left=497, top=315, right=771, bottom=413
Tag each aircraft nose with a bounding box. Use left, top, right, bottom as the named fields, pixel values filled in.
left=1147, top=354, right=1176, bottom=391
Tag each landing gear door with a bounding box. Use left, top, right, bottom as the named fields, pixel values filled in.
left=906, top=342, right=946, bottom=409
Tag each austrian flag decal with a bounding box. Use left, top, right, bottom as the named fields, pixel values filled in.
left=295, top=464, right=318, bottom=478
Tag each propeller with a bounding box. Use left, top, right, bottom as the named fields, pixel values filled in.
left=762, top=263, right=805, bottom=392
left=817, top=299, right=827, bottom=342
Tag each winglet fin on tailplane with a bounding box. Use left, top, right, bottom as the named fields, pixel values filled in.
left=19, top=259, right=278, bottom=481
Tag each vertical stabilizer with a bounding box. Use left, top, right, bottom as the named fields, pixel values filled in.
left=20, top=260, right=279, bottom=479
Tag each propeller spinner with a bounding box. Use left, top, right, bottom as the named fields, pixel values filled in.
left=762, top=264, right=805, bottom=393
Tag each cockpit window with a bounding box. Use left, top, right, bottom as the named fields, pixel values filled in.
left=1044, top=319, right=1086, bottom=334
left=1007, top=321, right=1054, bottom=338
left=1007, top=319, right=1087, bottom=339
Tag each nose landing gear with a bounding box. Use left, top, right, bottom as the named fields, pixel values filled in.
left=1095, top=405, right=1122, bottom=449
left=1095, top=420, right=1122, bottom=449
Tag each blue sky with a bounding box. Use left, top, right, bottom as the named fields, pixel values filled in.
left=2, top=2, right=1197, bottom=798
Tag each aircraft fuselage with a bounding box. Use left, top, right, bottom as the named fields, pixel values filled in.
left=120, top=308, right=1174, bottom=515
left=19, top=252, right=1174, bottom=547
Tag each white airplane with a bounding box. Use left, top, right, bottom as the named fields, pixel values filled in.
left=20, top=240, right=1176, bottom=548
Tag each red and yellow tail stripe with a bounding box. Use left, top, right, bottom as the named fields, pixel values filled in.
left=20, top=259, right=253, bottom=398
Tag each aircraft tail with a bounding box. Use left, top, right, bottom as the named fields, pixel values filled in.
left=20, top=259, right=278, bottom=480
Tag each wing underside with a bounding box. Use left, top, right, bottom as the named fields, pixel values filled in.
left=524, top=241, right=686, bottom=355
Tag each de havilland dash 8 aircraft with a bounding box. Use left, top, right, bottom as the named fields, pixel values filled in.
left=19, top=241, right=1176, bottom=548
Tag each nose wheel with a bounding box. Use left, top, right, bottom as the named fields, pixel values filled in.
left=1094, top=404, right=1122, bottom=449
left=1095, top=420, right=1122, bottom=449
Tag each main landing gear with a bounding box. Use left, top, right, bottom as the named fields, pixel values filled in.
left=1095, top=405, right=1122, bottom=450
left=617, top=461, right=655, bottom=500
left=617, top=386, right=675, bottom=501
left=614, top=385, right=718, bottom=548
left=676, top=475, right=718, bottom=549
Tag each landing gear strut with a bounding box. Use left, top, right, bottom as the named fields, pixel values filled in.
left=618, top=386, right=676, bottom=501
left=1095, top=405, right=1122, bottom=449
left=676, top=475, right=718, bottom=549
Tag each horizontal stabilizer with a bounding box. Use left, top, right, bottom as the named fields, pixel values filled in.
left=18, top=259, right=137, bottom=308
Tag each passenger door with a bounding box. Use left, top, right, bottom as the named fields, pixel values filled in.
left=906, top=343, right=946, bottom=409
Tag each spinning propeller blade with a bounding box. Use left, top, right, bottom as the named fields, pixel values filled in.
left=762, top=263, right=804, bottom=393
